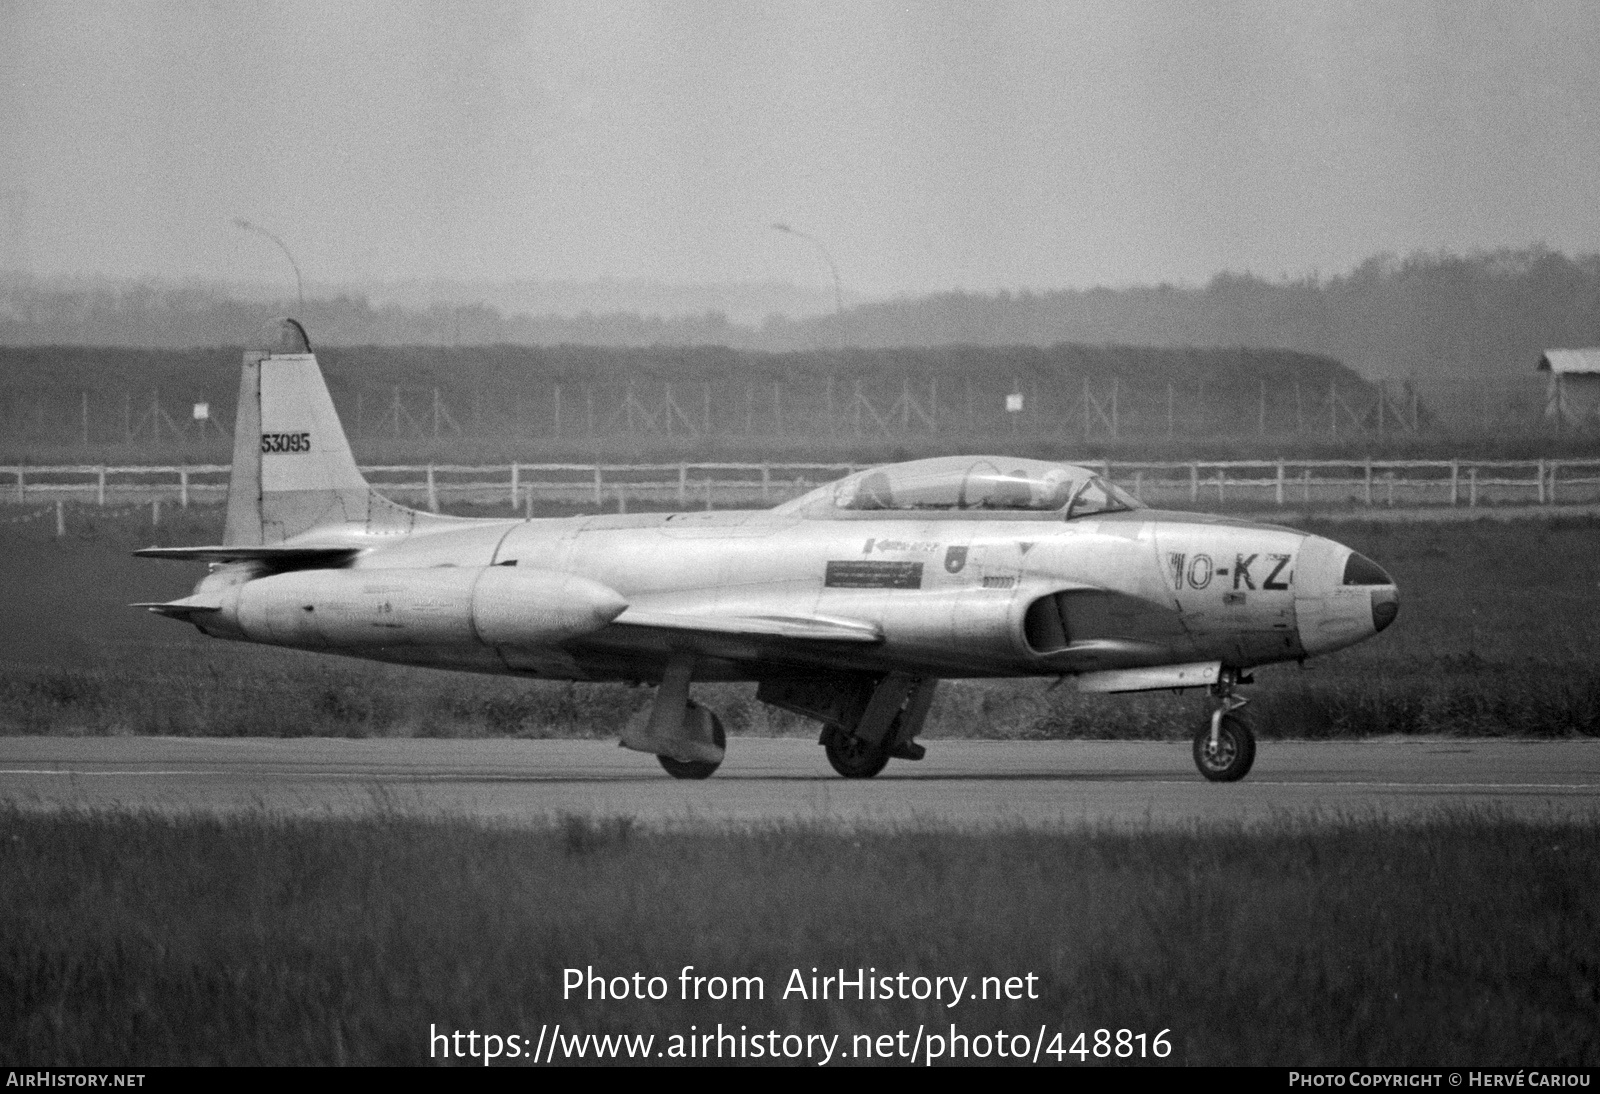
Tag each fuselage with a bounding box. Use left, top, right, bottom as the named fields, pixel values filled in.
left=187, top=502, right=1397, bottom=685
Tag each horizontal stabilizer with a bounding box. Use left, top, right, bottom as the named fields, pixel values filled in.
left=133, top=545, right=360, bottom=565
left=615, top=609, right=882, bottom=644
left=132, top=594, right=224, bottom=620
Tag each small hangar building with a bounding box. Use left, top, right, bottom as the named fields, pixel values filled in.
left=1539, top=348, right=1600, bottom=431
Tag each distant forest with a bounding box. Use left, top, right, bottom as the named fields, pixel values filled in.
left=2, top=247, right=1596, bottom=393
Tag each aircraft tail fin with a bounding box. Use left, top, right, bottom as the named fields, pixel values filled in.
left=223, top=319, right=428, bottom=546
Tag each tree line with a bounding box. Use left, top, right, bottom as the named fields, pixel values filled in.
left=1, top=247, right=1594, bottom=389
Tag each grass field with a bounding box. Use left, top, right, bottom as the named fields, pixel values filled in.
left=1, top=503, right=1598, bottom=740
left=0, top=807, right=1594, bottom=1066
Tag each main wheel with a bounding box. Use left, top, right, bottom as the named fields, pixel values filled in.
left=824, top=728, right=890, bottom=779
left=658, top=706, right=726, bottom=780
left=1192, top=711, right=1256, bottom=782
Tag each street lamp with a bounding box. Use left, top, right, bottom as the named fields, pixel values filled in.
left=771, top=222, right=846, bottom=345
left=233, top=217, right=305, bottom=313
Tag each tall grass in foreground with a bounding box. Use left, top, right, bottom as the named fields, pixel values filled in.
left=0, top=809, right=1595, bottom=1066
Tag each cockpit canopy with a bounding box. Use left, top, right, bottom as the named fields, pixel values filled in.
left=774, top=456, right=1144, bottom=521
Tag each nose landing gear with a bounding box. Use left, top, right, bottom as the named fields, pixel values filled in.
left=1192, top=669, right=1256, bottom=782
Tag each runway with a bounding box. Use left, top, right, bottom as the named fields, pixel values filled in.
left=1, top=736, right=1597, bottom=828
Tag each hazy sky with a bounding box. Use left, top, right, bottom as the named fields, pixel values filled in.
left=3, top=0, right=1598, bottom=295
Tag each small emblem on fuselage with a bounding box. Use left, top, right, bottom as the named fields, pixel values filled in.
left=944, top=546, right=968, bottom=574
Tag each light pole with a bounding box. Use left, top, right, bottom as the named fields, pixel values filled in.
left=771, top=222, right=846, bottom=346
left=233, top=217, right=305, bottom=313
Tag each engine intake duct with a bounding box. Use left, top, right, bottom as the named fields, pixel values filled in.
left=1023, top=589, right=1187, bottom=664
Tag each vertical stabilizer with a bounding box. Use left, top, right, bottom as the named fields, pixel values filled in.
left=223, top=319, right=423, bottom=546
left=222, top=350, right=264, bottom=546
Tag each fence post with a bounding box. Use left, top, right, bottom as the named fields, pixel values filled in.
left=427, top=464, right=439, bottom=513
left=678, top=463, right=688, bottom=508
left=97, top=466, right=106, bottom=507
left=1132, top=470, right=1143, bottom=502
left=1217, top=468, right=1225, bottom=505
left=510, top=462, right=519, bottom=508
left=761, top=464, right=771, bottom=504
left=1301, top=467, right=1310, bottom=504
left=1449, top=460, right=1459, bottom=506
left=593, top=465, right=603, bottom=507
left=1275, top=460, right=1284, bottom=506
left=524, top=485, right=532, bottom=519
left=617, top=488, right=627, bottom=515
left=14, top=467, right=22, bottom=503
left=1537, top=458, right=1546, bottom=505
left=1189, top=462, right=1199, bottom=503
left=1469, top=466, right=1478, bottom=508
left=1549, top=460, right=1559, bottom=504
left=1364, top=458, right=1373, bottom=506
left=703, top=475, right=713, bottom=511
left=55, top=499, right=64, bottom=538
left=179, top=467, right=189, bottom=508
left=152, top=499, right=161, bottom=526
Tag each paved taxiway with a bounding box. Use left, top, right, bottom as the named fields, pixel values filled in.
left=1, top=736, right=1597, bottom=828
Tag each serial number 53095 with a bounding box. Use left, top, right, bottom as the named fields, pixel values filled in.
left=261, top=432, right=312, bottom=454
left=1052, top=1029, right=1172, bottom=1061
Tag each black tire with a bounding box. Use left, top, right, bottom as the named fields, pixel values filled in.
left=658, top=707, right=726, bottom=780
left=824, top=728, right=891, bottom=779
left=1192, top=711, right=1256, bottom=782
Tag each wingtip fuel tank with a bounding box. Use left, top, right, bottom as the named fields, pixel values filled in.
left=189, top=565, right=628, bottom=654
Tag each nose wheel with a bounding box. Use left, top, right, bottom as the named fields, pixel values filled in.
left=1192, top=673, right=1256, bottom=782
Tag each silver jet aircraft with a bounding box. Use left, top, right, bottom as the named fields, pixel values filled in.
left=139, top=321, right=1399, bottom=782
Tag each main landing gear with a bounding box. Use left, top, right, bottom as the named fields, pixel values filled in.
left=657, top=702, right=726, bottom=780
left=1192, top=669, right=1256, bottom=782
left=626, top=661, right=936, bottom=781
left=620, top=654, right=728, bottom=779
left=759, top=672, right=937, bottom=780
left=820, top=717, right=927, bottom=779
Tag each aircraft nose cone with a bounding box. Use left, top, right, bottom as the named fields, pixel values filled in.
left=1371, top=586, right=1399, bottom=633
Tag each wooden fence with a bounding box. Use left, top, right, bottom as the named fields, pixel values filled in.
left=7, top=458, right=1600, bottom=513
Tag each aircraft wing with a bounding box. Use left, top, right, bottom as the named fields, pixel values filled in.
left=134, top=545, right=360, bottom=565
left=613, top=609, right=883, bottom=644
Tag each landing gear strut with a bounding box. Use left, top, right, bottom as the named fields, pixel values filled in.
left=1192, top=669, right=1256, bottom=782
